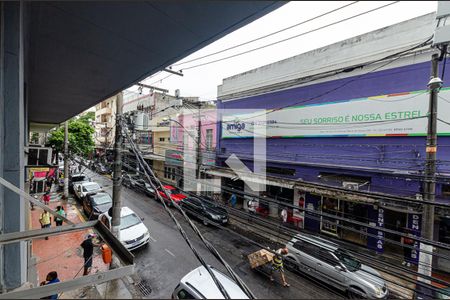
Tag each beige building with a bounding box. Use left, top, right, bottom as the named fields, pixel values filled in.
left=94, top=95, right=117, bottom=151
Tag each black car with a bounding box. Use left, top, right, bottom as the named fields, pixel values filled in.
left=69, top=173, right=89, bottom=193
left=122, top=174, right=139, bottom=188
left=134, top=179, right=156, bottom=197
left=180, top=197, right=228, bottom=226
left=82, top=192, right=113, bottom=220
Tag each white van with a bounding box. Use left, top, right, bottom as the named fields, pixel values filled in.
left=172, top=266, right=249, bottom=299
left=99, top=206, right=150, bottom=251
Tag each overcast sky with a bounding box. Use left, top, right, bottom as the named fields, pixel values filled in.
left=126, top=1, right=438, bottom=101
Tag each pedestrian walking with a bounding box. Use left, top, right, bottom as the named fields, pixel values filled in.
left=80, top=233, right=100, bottom=276
left=247, top=198, right=257, bottom=214
left=230, top=193, right=237, bottom=208
left=281, top=207, right=288, bottom=224
left=78, top=164, right=82, bottom=173
left=269, top=247, right=290, bottom=287
left=55, top=206, right=66, bottom=226
left=40, top=271, right=60, bottom=299
left=39, top=210, right=51, bottom=240
left=42, top=191, right=51, bottom=206
left=45, top=177, right=53, bottom=193
left=401, top=228, right=414, bottom=267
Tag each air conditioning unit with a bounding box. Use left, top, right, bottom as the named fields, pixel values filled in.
left=342, top=181, right=359, bottom=190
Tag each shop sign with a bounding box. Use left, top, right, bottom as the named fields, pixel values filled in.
left=165, top=149, right=184, bottom=167
left=376, top=208, right=384, bottom=253
left=222, top=88, right=450, bottom=138
left=408, top=213, right=421, bottom=263
left=28, top=167, right=50, bottom=180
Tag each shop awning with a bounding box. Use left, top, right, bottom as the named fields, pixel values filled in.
left=206, top=168, right=294, bottom=189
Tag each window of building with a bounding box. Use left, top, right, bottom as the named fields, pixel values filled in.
left=442, top=184, right=450, bottom=198
left=206, top=129, right=213, bottom=150
left=159, top=137, right=165, bottom=142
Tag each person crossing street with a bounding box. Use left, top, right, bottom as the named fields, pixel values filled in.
left=270, top=247, right=290, bottom=287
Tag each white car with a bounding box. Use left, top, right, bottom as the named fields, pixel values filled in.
left=172, top=266, right=249, bottom=299
left=99, top=206, right=150, bottom=251
left=74, top=181, right=102, bottom=200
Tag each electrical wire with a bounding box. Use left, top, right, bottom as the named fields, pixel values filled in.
left=117, top=162, right=449, bottom=296
left=122, top=124, right=239, bottom=299
left=172, top=1, right=359, bottom=67
left=119, top=155, right=450, bottom=253
left=180, top=2, right=401, bottom=71
left=123, top=120, right=257, bottom=298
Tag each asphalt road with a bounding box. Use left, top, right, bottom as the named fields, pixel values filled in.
left=79, top=169, right=343, bottom=299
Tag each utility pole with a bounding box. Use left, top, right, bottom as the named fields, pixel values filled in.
left=63, top=121, right=69, bottom=199
left=196, top=102, right=202, bottom=194
left=418, top=53, right=443, bottom=290
left=111, top=92, right=123, bottom=239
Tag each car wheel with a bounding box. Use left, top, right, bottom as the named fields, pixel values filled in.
left=348, top=287, right=366, bottom=299
left=284, top=257, right=297, bottom=272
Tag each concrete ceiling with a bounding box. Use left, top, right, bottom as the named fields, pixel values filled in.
left=26, top=1, right=284, bottom=125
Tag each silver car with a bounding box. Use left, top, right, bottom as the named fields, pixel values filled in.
left=172, top=266, right=249, bottom=299
left=284, top=234, right=388, bottom=299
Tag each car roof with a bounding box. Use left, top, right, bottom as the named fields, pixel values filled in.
left=181, top=266, right=248, bottom=299
left=291, top=233, right=339, bottom=251
left=90, top=192, right=110, bottom=198
left=71, top=173, right=86, bottom=177
left=82, top=181, right=100, bottom=186
left=120, top=206, right=135, bottom=217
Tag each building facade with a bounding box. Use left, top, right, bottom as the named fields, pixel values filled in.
left=214, top=13, right=450, bottom=267
left=94, top=96, right=117, bottom=154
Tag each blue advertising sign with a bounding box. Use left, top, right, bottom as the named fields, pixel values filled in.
left=407, top=213, right=421, bottom=264
left=367, top=206, right=384, bottom=253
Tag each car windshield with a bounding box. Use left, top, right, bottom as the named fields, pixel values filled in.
left=92, top=194, right=112, bottom=205
left=84, top=183, right=100, bottom=191
left=203, top=200, right=219, bottom=209
left=120, top=213, right=141, bottom=230
left=334, top=250, right=361, bottom=272
left=73, top=176, right=87, bottom=182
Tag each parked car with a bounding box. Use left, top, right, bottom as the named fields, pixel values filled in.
left=284, top=234, right=388, bottom=299
left=134, top=179, right=156, bottom=197
left=157, top=185, right=187, bottom=206
left=74, top=181, right=103, bottom=201
left=94, top=162, right=110, bottom=175
left=69, top=173, right=90, bottom=193
left=82, top=192, right=112, bottom=220
left=180, top=197, right=228, bottom=226
left=99, top=206, right=150, bottom=251
left=172, top=265, right=249, bottom=299
left=122, top=174, right=140, bottom=189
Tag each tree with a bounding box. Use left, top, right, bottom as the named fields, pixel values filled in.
left=47, top=118, right=95, bottom=157
left=78, top=111, right=95, bottom=125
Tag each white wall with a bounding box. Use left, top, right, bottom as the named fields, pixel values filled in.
left=218, top=13, right=436, bottom=100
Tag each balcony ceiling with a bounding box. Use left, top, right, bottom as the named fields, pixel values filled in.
left=26, top=1, right=283, bottom=125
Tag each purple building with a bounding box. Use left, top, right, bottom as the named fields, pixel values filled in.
left=211, top=13, right=450, bottom=264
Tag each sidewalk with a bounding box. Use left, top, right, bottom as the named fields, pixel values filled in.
left=227, top=209, right=450, bottom=299
left=29, top=191, right=135, bottom=299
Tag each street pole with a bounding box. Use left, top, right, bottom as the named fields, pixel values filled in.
left=63, top=121, right=69, bottom=199
left=111, top=92, right=123, bottom=239
left=418, top=53, right=443, bottom=288
left=196, top=103, right=202, bottom=194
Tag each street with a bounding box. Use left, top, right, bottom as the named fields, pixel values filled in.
left=81, top=169, right=343, bottom=299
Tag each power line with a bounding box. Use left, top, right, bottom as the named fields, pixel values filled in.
left=122, top=121, right=255, bottom=299
left=172, top=1, right=359, bottom=67
left=117, top=161, right=450, bottom=296
left=180, top=2, right=400, bottom=71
